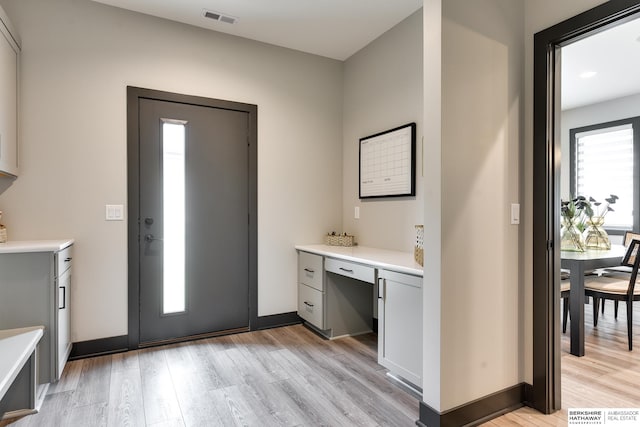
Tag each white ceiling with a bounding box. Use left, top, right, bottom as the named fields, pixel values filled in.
left=91, top=0, right=423, bottom=61
left=562, top=15, right=640, bottom=110
left=89, top=1, right=638, bottom=110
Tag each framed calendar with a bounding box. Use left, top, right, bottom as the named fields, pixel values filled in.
left=359, top=123, right=416, bottom=199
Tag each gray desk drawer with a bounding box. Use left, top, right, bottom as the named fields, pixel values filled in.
left=298, top=283, right=325, bottom=329
left=298, top=251, right=323, bottom=291
left=325, top=258, right=375, bottom=284
left=56, top=245, right=73, bottom=276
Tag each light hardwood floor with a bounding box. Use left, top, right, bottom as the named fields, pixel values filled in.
left=4, top=300, right=640, bottom=427
left=486, top=299, right=640, bottom=426
left=1, top=324, right=419, bottom=427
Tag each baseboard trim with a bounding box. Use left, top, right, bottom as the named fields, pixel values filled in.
left=418, top=383, right=527, bottom=427
left=69, top=313, right=301, bottom=359
left=256, top=312, right=302, bottom=330
left=523, top=382, right=534, bottom=407
left=68, top=335, right=128, bottom=360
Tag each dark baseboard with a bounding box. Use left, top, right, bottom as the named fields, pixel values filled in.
left=418, top=383, right=527, bottom=427
left=68, top=335, right=129, bottom=360
left=372, top=318, right=378, bottom=333
left=69, top=313, right=300, bottom=360
left=256, top=311, right=302, bottom=330
left=523, top=382, right=534, bottom=407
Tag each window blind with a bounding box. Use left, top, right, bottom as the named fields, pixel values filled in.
left=575, top=123, right=634, bottom=229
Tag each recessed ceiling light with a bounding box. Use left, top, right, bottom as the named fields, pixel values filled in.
left=579, top=71, right=597, bottom=79
left=202, top=9, right=238, bottom=25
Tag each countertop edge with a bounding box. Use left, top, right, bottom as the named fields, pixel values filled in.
left=295, top=244, right=423, bottom=277
left=0, top=239, right=75, bottom=254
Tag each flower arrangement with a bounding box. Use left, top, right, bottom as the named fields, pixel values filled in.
left=560, top=197, right=588, bottom=251
left=582, top=195, right=618, bottom=250
left=560, top=195, right=618, bottom=251
left=582, top=195, right=618, bottom=224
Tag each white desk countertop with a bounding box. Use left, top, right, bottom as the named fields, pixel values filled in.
left=295, top=244, right=423, bottom=277
left=0, top=326, right=44, bottom=401
left=0, top=239, right=74, bottom=254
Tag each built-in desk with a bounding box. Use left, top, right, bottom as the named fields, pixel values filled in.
left=295, top=244, right=423, bottom=277
left=295, top=244, right=423, bottom=390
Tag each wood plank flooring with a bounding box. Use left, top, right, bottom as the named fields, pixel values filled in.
left=485, top=299, right=640, bottom=426
left=4, top=299, right=640, bottom=427
left=1, top=324, right=419, bottom=427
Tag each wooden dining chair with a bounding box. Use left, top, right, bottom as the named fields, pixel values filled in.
left=584, top=238, right=640, bottom=350
left=560, top=269, right=598, bottom=334
left=599, top=231, right=640, bottom=318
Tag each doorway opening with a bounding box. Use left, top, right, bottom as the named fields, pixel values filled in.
left=533, top=0, right=640, bottom=414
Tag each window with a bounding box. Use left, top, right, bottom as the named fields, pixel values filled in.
left=162, top=119, right=186, bottom=314
left=570, top=116, right=640, bottom=233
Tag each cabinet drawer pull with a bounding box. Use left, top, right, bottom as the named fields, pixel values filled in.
left=303, top=301, right=314, bottom=308
left=59, top=286, right=66, bottom=310
left=304, top=268, right=315, bottom=273
left=339, top=267, right=354, bottom=273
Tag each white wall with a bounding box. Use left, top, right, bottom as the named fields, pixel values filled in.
left=421, top=0, right=616, bottom=411
left=422, top=0, right=525, bottom=413
left=342, top=10, right=423, bottom=252
left=0, top=0, right=344, bottom=341
left=522, top=0, right=608, bottom=384
left=422, top=0, right=442, bottom=410
left=438, top=0, right=524, bottom=410
left=560, top=92, right=640, bottom=198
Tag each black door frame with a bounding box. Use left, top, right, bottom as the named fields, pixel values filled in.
left=532, top=0, right=640, bottom=414
left=126, top=86, right=258, bottom=349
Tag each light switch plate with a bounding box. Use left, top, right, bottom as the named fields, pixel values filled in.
left=106, top=204, right=124, bottom=221
left=511, top=203, right=520, bottom=225
left=354, top=206, right=360, bottom=219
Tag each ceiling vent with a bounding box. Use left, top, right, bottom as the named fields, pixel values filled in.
left=203, top=9, right=238, bottom=25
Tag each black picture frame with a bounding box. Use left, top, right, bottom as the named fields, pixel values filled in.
left=359, top=122, right=416, bottom=199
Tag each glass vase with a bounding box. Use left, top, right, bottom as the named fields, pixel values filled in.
left=560, top=218, right=585, bottom=252
left=583, top=216, right=611, bottom=250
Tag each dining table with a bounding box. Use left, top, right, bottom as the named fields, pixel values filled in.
left=561, top=244, right=628, bottom=356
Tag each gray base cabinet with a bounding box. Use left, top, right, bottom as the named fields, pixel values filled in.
left=0, top=245, right=73, bottom=387
left=378, top=269, right=422, bottom=389
left=297, top=252, right=373, bottom=339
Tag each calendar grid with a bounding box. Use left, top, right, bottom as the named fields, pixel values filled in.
left=359, top=123, right=415, bottom=198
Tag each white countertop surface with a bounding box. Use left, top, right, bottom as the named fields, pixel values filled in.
left=0, top=239, right=74, bottom=254
left=0, top=326, right=44, bottom=401
left=295, top=244, right=423, bottom=277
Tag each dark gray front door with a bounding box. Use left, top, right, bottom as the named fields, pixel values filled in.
left=137, top=97, right=250, bottom=344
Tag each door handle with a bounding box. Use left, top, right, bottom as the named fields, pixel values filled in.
left=144, top=234, right=163, bottom=243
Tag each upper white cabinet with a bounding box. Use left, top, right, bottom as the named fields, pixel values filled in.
left=0, top=6, right=19, bottom=177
